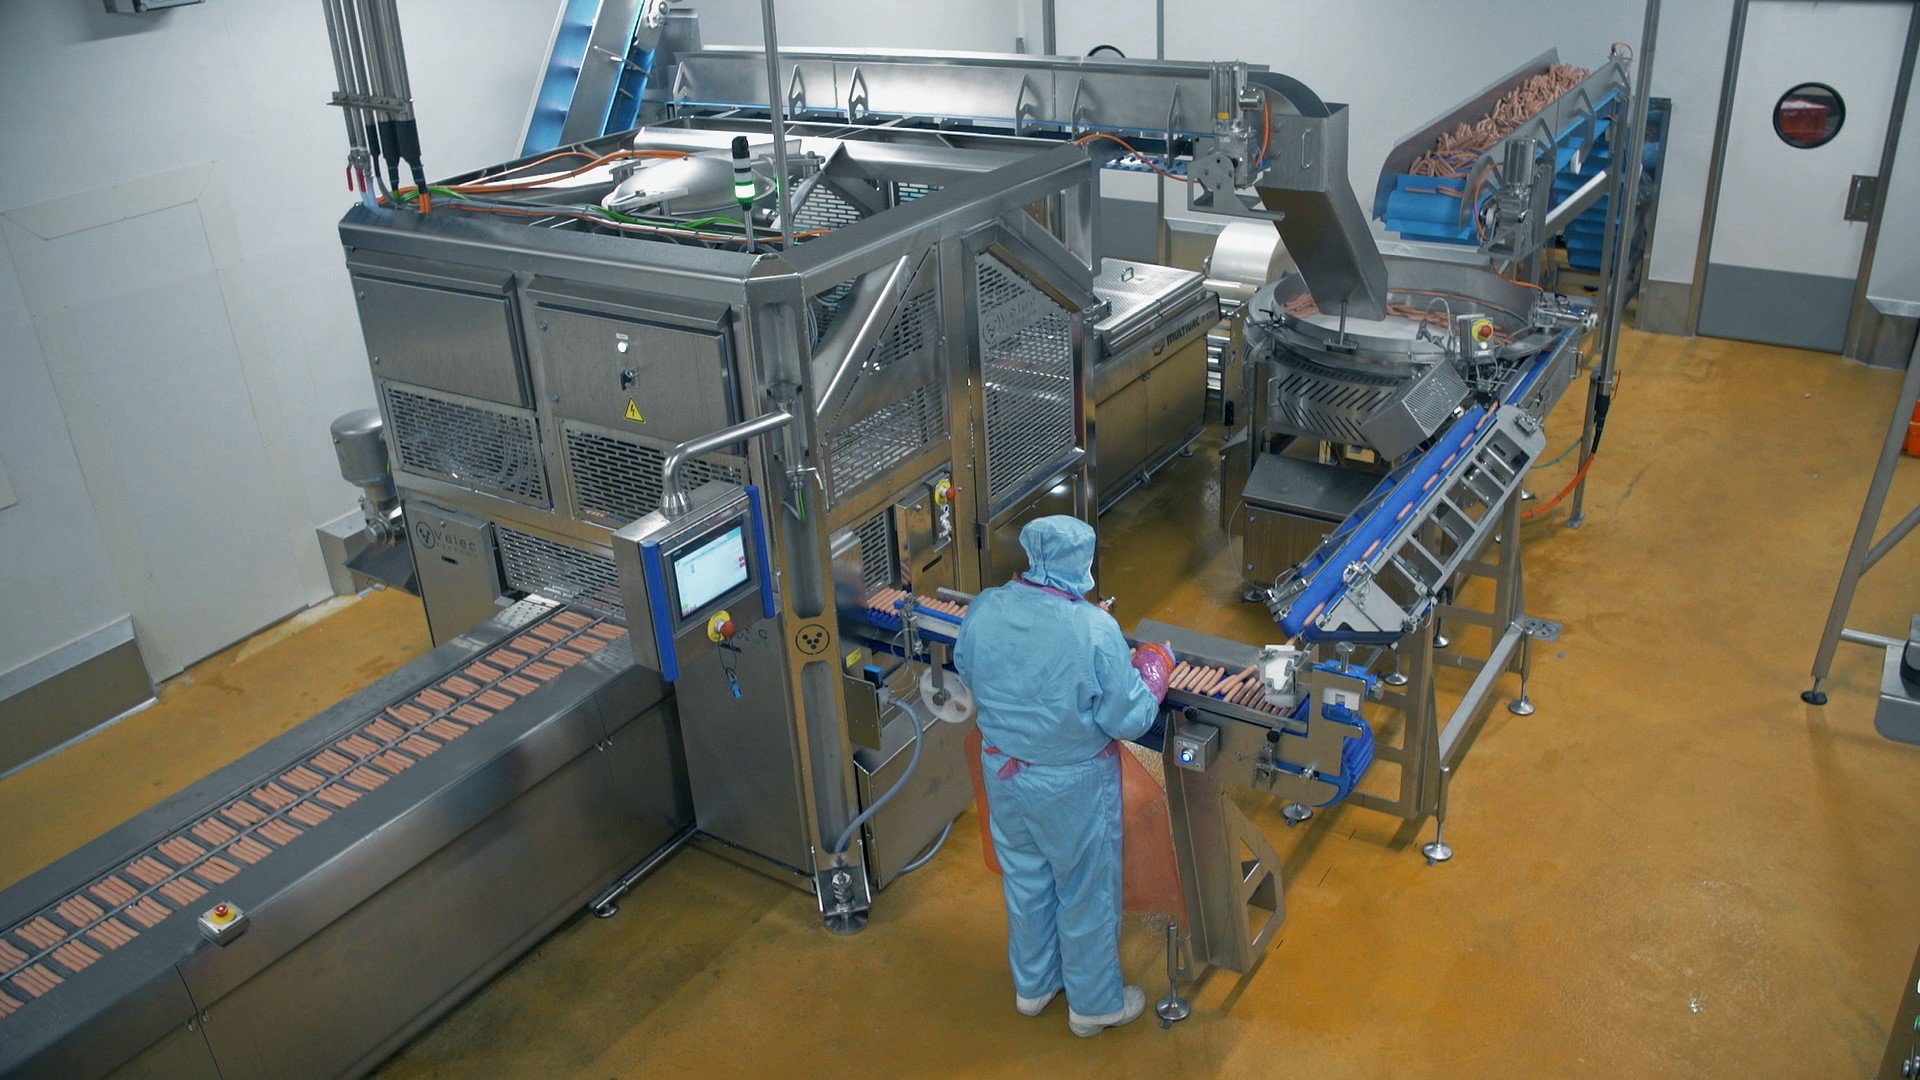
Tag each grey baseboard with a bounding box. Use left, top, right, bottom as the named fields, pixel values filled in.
left=1856, top=304, right=1919, bottom=370
left=0, top=618, right=155, bottom=776
left=1635, top=278, right=1691, bottom=337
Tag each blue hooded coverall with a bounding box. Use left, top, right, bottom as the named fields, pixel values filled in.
left=953, top=516, right=1159, bottom=1017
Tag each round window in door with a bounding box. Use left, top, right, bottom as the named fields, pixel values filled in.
left=1773, top=83, right=1846, bottom=148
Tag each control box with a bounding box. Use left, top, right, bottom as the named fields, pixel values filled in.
left=611, top=481, right=776, bottom=680
left=1171, top=724, right=1219, bottom=773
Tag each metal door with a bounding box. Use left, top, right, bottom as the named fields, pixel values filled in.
left=1697, top=0, right=1913, bottom=353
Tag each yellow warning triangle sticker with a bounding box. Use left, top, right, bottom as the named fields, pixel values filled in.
left=624, top=399, right=645, bottom=423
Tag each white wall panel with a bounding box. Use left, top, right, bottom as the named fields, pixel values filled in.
left=0, top=1, right=553, bottom=679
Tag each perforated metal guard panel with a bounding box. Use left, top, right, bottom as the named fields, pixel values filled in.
left=564, top=424, right=744, bottom=527
left=821, top=287, right=945, bottom=504
left=1266, top=355, right=1395, bottom=447
left=809, top=280, right=858, bottom=345
left=975, top=253, right=1078, bottom=508
left=854, top=512, right=893, bottom=591
left=826, top=382, right=947, bottom=502
left=794, top=185, right=867, bottom=231
left=873, top=289, right=935, bottom=371
left=1263, top=353, right=1468, bottom=458
left=496, top=527, right=625, bottom=619
left=895, top=183, right=938, bottom=203
left=384, top=385, right=549, bottom=506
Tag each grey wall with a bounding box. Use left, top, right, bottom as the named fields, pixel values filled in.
left=0, top=2, right=554, bottom=684
left=1871, top=49, right=1920, bottom=307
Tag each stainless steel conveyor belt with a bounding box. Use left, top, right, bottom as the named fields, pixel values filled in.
left=0, top=598, right=692, bottom=1079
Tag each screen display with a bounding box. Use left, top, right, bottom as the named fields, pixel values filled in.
left=671, top=523, right=749, bottom=619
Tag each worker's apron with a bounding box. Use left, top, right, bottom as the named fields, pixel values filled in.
left=965, top=577, right=1185, bottom=916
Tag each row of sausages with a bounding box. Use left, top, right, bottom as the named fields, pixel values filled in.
left=0, top=608, right=629, bottom=1020
left=866, top=589, right=969, bottom=619
left=1167, top=661, right=1287, bottom=715
left=1409, top=64, right=1591, bottom=180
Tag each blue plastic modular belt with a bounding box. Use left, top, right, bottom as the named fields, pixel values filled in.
left=1313, top=700, right=1375, bottom=807
left=520, top=0, right=600, bottom=157
left=1376, top=88, right=1621, bottom=245
left=1274, top=328, right=1574, bottom=643
left=521, top=3, right=656, bottom=154
left=602, top=46, right=657, bottom=136
left=851, top=598, right=962, bottom=646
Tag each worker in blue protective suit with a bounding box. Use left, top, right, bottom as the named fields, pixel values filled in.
left=953, top=515, right=1170, bottom=1037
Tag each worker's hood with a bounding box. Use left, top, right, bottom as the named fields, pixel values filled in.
left=1018, top=515, right=1096, bottom=596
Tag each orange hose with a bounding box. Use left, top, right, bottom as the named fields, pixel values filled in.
left=1521, top=455, right=1596, bottom=521
left=1073, top=132, right=1195, bottom=183
left=390, top=148, right=691, bottom=203
left=1259, top=91, right=1271, bottom=167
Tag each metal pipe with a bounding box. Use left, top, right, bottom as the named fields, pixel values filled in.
left=758, top=0, right=797, bottom=249
left=1843, top=9, right=1920, bottom=358
left=1570, top=0, right=1659, bottom=524
left=1600, top=0, right=1659, bottom=388
left=336, top=0, right=392, bottom=199
left=1806, top=330, right=1920, bottom=699
left=1685, top=0, right=1749, bottom=337
left=370, top=0, right=416, bottom=118
left=1842, top=628, right=1907, bottom=651
left=1866, top=503, right=1920, bottom=571
left=319, top=0, right=365, bottom=156
left=661, top=410, right=795, bottom=516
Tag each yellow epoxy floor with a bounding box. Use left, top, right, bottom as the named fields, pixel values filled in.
left=5, top=327, right=1920, bottom=1076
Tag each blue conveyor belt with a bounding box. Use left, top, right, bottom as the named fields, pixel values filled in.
left=1272, top=328, right=1573, bottom=642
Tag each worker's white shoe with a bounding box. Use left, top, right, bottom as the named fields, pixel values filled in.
left=1068, top=986, right=1146, bottom=1037
left=1016, top=989, right=1059, bottom=1016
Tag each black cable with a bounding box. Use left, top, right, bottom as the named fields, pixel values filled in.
left=1086, top=44, right=1126, bottom=58
left=1590, top=390, right=1614, bottom=454
left=376, top=118, right=401, bottom=192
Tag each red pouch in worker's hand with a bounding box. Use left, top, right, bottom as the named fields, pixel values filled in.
left=964, top=726, right=1186, bottom=918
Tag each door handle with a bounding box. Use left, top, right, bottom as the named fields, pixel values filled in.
left=1846, top=174, right=1879, bottom=223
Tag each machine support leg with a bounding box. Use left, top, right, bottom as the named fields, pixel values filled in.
left=1163, top=714, right=1286, bottom=974
left=1156, top=918, right=1192, bottom=1027
left=1507, top=631, right=1537, bottom=716
left=1566, top=373, right=1600, bottom=530
left=1804, top=332, right=1920, bottom=705
left=1422, top=765, right=1455, bottom=865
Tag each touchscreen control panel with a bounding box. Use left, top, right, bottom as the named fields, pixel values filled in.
left=611, top=481, right=775, bottom=680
